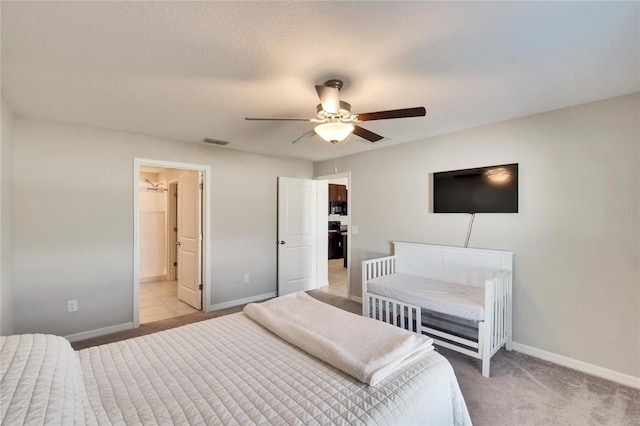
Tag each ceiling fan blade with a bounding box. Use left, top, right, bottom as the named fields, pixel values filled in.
left=356, top=106, right=426, bottom=121
left=245, top=117, right=312, bottom=121
left=291, top=129, right=316, bottom=144
left=315, top=85, right=340, bottom=114
left=353, top=125, right=384, bottom=143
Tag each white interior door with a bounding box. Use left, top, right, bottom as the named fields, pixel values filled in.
left=177, top=171, right=202, bottom=309
left=277, top=177, right=324, bottom=296
left=316, top=182, right=329, bottom=288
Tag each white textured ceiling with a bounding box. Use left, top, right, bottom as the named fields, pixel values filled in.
left=2, top=1, right=638, bottom=162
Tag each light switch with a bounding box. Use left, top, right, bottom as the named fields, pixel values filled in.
left=352, top=225, right=358, bottom=235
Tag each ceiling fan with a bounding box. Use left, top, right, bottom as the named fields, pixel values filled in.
left=245, top=79, right=426, bottom=145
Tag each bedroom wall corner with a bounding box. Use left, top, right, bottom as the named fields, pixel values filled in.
left=1, top=96, right=16, bottom=335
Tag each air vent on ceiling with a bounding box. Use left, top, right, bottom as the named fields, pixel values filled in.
left=202, top=137, right=230, bottom=146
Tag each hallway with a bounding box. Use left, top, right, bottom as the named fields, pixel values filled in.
left=140, top=280, right=199, bottom=323
left=319, top=259, right=348, bottom=298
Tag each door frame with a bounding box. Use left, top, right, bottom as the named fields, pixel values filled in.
left=166, top=181, right=178, bottom=281
left=133, top=158, right=212, bottom=327
left=314, top=171, right=351, bottom=300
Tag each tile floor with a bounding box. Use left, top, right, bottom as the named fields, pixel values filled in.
left=140, top=280, right=199, bottom=324
left=319, top=258, right=348, bottom=297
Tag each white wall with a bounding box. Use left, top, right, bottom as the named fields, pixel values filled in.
left=314, top=93, right=640, bottom=379
left=12, top=118, right=312, bottom=336
left=1, top=97, right=15, bottom=335
left=139, top=172, right=168, bottom=281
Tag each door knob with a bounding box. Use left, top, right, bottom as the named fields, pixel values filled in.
left=280, top=241, right=286, bottom=245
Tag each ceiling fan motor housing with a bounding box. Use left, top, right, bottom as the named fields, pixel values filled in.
left=323, top=79, right=344, bottom=91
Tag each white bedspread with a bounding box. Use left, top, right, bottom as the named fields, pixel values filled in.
left=244, top=291, right=433, bottom=386
left=1, top=308, right=471, bottom=425
left=368, top=272, right=486, bottom=321
left=0, top=334, right=96, bottom=425
left=79, top=313, right=471, bottom=425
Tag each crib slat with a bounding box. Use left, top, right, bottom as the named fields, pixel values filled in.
left=496, top=280, right=501, bottom=347
left=498, top=281, right=502, bottom=346
left=502, top=278, right=507, bottom=341
left=497, top=281, right=502, bottom=347
left=508, top=273, right=513, bottom=347
left=372, top=296, right=376, bottom=319
left=393, top=303, right=398, bottom=327
left=499, top=277, right=504, bottom=343
left=371, top=296, right=375, bottom=319
left=366, top=295, right=370, bottom=317
left=495, top=282, right=499, bottom=348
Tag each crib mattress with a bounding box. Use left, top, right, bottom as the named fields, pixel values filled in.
left=367, top=273, right=485, bottom=321
left=77, top=312, right=471, bottom=425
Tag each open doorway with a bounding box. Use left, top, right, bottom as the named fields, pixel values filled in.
left=315, top=173, right=351, bottom=299
left=134, top=159, right=211, bottom=327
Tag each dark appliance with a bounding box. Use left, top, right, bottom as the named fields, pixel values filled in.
left=328, top=221, right=343, bottom=259
left=329, top=201, right=347, bottom=215
left=433, top=163, right=518, bottom=213
left=328, top=221, right=341, bottom=231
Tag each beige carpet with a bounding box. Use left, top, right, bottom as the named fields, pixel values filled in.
left=72, top=291, right=639, bottom=425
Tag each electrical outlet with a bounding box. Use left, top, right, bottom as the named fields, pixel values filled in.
left=243, top=274, right=250, bottom=283
left=67, top=299, right=78, bottom=312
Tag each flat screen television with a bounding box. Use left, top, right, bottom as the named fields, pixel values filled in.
left=433, top=163, right=518, bottom=213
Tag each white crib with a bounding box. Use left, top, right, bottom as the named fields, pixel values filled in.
left=362, top=242, right=513, bottom=377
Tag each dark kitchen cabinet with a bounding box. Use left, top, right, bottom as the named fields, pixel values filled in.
left=328, top=232, right=343, bottom=260
left=328, top=232, right=337, bottom=259
left=329, top=184, right=347, bottom=202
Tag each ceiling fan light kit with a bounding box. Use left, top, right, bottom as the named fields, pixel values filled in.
left=314, top=121, right=354, bottom=144
left=245, top=79, right=426, bottom=145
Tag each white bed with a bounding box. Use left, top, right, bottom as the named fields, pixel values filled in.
left=1, top=294, right=471, bottom=425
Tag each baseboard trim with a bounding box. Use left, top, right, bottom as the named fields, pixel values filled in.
left=512, top=342, right=640, bottom=389
left=350, top=295, right=362, bottom=303
left=64, top=322, right=134, bottom=343
left=207, top=292, right=277, bottom=312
